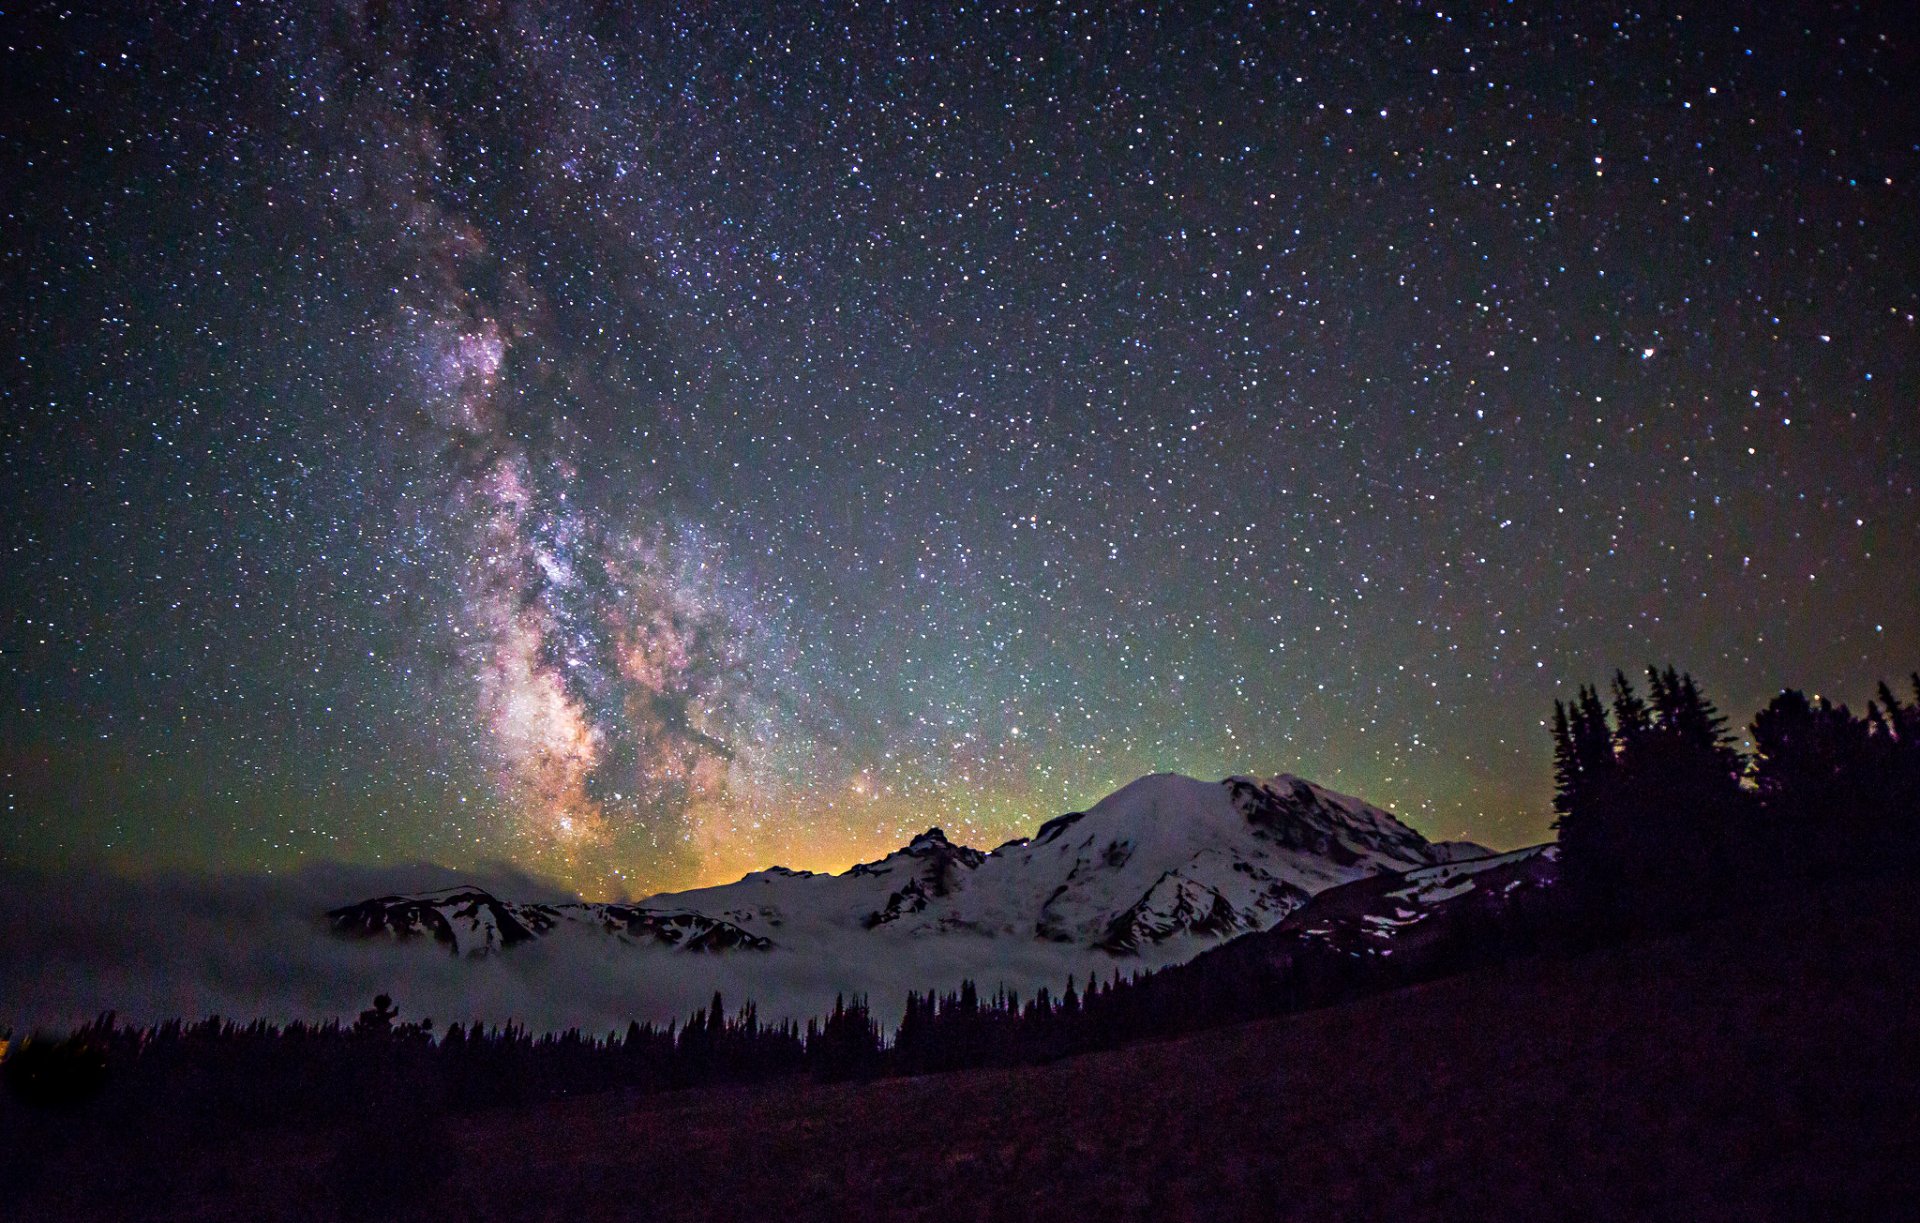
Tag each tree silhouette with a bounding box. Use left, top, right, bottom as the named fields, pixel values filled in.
left=354, top=994, right=398, bottom=1036
left=1553, top=666, right=1748, bottom=923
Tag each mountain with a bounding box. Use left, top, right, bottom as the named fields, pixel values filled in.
left=328, top=774, right=1484, bottom=1016
left=1271, top=842, right=1559, bottom=959
left=325, top=886, right=773, bottom=955
left=1064, top=840, right=1560, bottom=1040
left=1202, top=841, right=1560, bottom=970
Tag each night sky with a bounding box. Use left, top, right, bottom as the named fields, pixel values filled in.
left=3, top=3, right=1915, bottom=897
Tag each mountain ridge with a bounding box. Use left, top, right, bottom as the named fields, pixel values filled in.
left=328, top=773, right=1492, bottom=1012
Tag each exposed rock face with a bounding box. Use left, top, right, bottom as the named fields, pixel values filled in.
left=327, top=888, right=555, bottom=954
left=860, top=828, right=990, bottom=929
left=328, top=890, right=769, bottom=956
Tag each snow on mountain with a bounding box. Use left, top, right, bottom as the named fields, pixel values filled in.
left=326, top=886, right=772, bottom=956
left=328, top=887, right=556, bottom=953
left=317, top=772, right=1460, bottom=1026
left=920, top=772, right=1448, bottom=952
left=1127, top=841, right=1560, bottom=1013
left=1249, top=843, right=1560, bottom=963
left=1426, top=839, right=1497, bottom=863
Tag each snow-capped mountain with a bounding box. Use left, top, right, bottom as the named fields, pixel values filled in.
left=0, top=772, right=1499, bottom=1037
left=331, top=773, right=1485, bottom=987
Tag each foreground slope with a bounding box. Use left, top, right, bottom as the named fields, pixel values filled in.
left=257, top=877, right=1920, bottom=1219
left=11, top=875, right=1915, bottom=1219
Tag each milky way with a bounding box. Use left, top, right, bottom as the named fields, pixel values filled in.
left=364, top=102, right=815, bottom=884
left=3, top=3, right=1915, bottom=895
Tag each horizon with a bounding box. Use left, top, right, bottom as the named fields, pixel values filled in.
left=3, top=765, right=1508, bottom=903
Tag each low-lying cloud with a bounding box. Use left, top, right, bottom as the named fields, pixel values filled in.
left=0, top=860, right=1105, bottom=1038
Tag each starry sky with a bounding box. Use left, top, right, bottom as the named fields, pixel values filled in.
left=3, top=2, right=1915, bottom=897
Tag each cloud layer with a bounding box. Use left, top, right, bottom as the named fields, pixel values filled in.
left=0, top=861, right=1101, bottom=1039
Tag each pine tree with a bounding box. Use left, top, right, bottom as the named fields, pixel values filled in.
left=1575, top=684, right=1615, bottom=775
left=811, top=993, right=881, bottom=1082
left=1631, top=667, right=1746, bottom=913
left=1551, top=700, right=1580, bottom=826
left=1611, top=670, right=1652, bottom=749
left=1875, top=675, right=1920, bottom=743
left=1752, top=689, right=1867, bottom=809
left=1550, top=685, right=1622, bottom=913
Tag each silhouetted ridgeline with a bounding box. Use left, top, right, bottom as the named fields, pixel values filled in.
left=5, top=666, right=1916, bottom=1164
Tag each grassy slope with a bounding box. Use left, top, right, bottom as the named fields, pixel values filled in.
left=37, top=877, right=1920, bottom=1221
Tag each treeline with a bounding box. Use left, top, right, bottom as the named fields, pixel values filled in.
left=5, top=990, right=810, bottom=1122
left=883, top=885, right=1563, bottom=1077
left=1552, top=667, right=1920, bottom=925
left=4, top=905, right=1550, bottom=1144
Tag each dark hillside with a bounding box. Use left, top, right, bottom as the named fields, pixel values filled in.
left=18, top=874, right=1916, bottom=1221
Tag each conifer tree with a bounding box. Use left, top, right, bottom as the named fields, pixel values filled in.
left=1611, top=669, right=1652, bottom=748
left=1751, top=689, right=1870, bottom=820
left=1551, top=700, right=1580, bottom=826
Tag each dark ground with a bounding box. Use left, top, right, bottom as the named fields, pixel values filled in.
left=15, top=876, right=1920, bottom=1221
